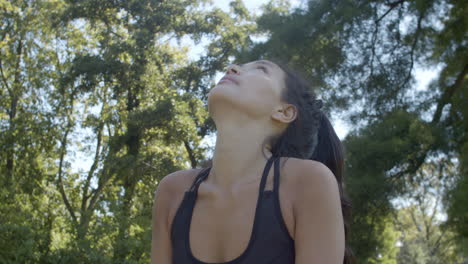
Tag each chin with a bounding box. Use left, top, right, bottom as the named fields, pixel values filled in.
left=208, top=84, right=233, bottom=98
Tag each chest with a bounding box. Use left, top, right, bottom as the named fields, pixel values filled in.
left=187, top=182, right=295, bottom=263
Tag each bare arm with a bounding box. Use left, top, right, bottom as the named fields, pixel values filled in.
left=151, top=174, right=174, bottom=264
left=294, top=160, right=345, bottom=264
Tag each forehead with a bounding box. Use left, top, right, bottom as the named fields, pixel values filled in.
left=242, top=60, right=285, bottom=81
left=241, top=60, right=280, bottom=70
left=242, top=59, right=286, bottom=95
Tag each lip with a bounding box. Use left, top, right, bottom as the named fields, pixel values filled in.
left=219, top=75, right=238, bottom=85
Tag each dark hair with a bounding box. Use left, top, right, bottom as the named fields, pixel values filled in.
left=264, top=61, right=355, bottom=264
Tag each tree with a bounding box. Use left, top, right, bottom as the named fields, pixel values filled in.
left=1, top=0, right=256, bottom=262
left=242, top=0, right=467, bottom=262
left=53, top=0, right=255, bottom=262
left=0, top=0, right=74, bottom=262
left=393, top=159, right=465, bottom=264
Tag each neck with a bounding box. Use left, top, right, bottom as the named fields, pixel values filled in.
left=206, top=123, right=273, bottom=194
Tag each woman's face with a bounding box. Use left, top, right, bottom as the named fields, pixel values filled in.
left=207, top=60, right=287, bottom=121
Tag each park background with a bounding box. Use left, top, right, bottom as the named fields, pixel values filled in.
left=0, top=0, right=467, bottom=263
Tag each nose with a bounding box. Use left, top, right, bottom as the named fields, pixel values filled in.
left=226, top=64, right=240, bottom=75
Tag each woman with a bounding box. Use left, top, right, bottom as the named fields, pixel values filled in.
left=151, top=59, right=354, bottom=264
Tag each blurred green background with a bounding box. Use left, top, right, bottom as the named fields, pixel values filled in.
left=0, top=0, right=466, bottom=263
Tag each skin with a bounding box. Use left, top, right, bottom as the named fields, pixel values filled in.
left=204, top=60, right=297, bottom=196
left=151, top=60, right=345, bottom=264
left=192, top=62, right=298, bottom=261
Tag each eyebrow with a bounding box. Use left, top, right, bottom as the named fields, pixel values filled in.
left=240, top=60, right=275, bottom=70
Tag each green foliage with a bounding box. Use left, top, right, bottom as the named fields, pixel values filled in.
left=368, top=216, right=400, bottom=264
left=1, top=0, right=255, bottom=262
left=1, top=0, right=466, bottom=263
left=244, top=0, right=468, bottom=262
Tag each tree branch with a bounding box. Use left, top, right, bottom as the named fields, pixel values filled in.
left=184, top=140, right=198, bottom=168
left=398, top=9, right=425, bottom=91
left=0, top=58, right=11, bottom=94
left=431, top=63, right=468, bottom=124
left=81, top=121, right=103, bottom=214
left=57, top=127, right=77, bottom=225
left=377, top=0, right=406, bottom=24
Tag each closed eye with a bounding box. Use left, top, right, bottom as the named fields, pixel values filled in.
left=257, top=65, right=268, bottom=73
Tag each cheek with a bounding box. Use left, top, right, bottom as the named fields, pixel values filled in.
left=253, top=78, right=278, bottom=101
left=239, top=78, right=277, bottom=110
left=208, top=74, right=278, bottom=118
left=241, top=75, right=274, bottom=96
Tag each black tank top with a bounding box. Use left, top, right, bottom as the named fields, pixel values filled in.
left=170, top=155, right=295, bottom=264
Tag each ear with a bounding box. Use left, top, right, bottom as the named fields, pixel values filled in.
left=272, top=103, right=297, bottom=124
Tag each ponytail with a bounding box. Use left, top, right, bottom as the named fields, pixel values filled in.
left=310, top=112, right=355, bottom=264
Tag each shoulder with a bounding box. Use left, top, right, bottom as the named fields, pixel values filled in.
left=281, top=157, right=336, bottom=186
left=153, top=168, right=205, bottom=227
left=283, top=158, right=345, bottom=262
left=285, top=158, right=337, bottom=188
left=155, top=167, right=205, bottom=199
left=281, top=157, right=339, bottom=207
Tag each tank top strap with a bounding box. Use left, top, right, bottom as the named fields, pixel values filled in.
left=258, top=155, right=276, bottom=193
left=273, top=156, right=281, bottom=194
left=188, top=167, right=211, bottom=193
left=187, top=155, right=277, bottom=195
